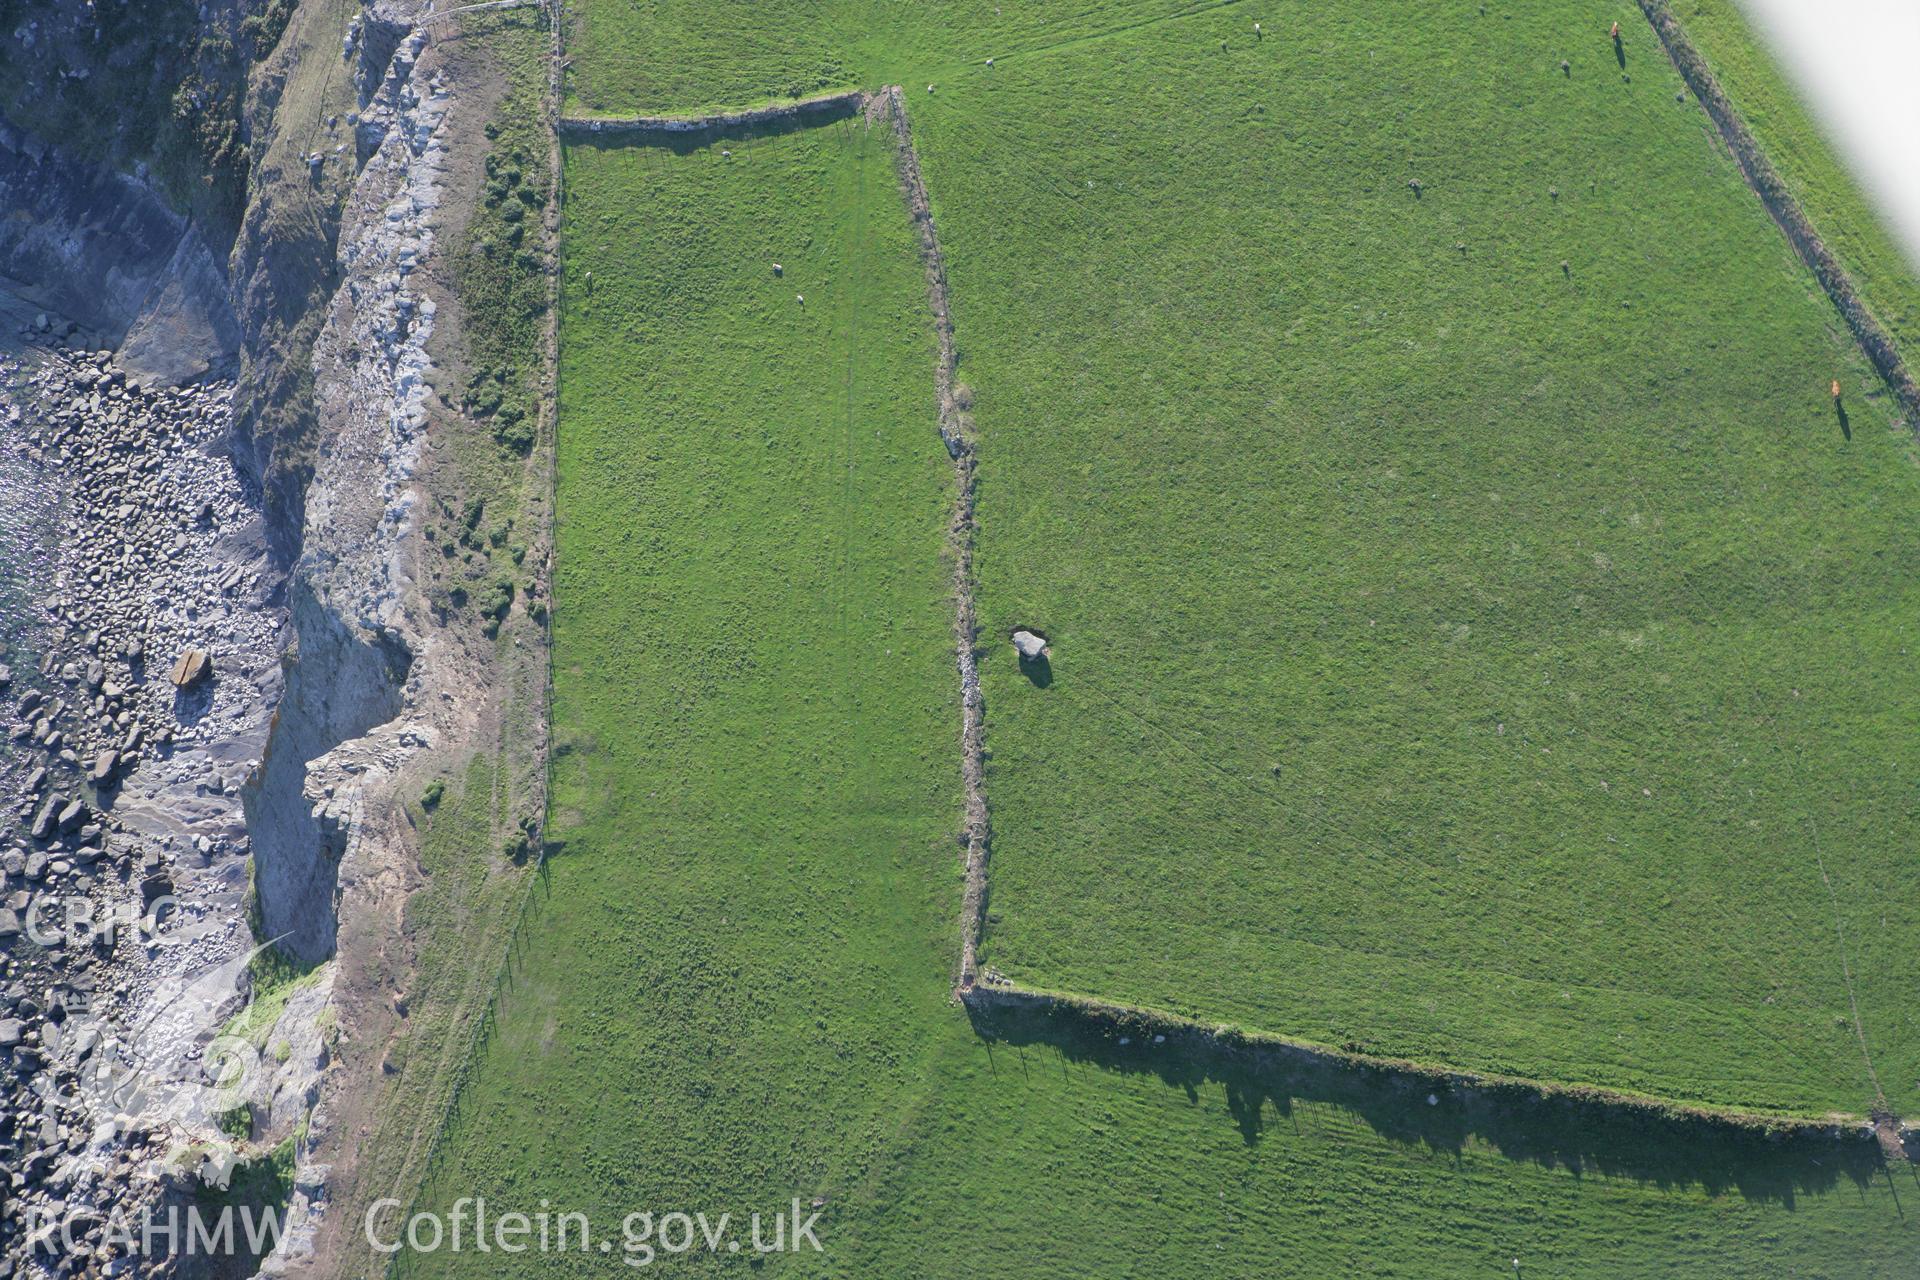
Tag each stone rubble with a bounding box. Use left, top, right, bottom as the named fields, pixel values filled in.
left=309, top=20, right=449, bottom=638
left=240, top=20, right=458, bottom=1265
left=0, top=338, right=291, bottom=1276
left=2, top=5, right=468, bottom=1274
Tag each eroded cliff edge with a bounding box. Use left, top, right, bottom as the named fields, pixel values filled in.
left=1, top=3, right=553, bottom=1274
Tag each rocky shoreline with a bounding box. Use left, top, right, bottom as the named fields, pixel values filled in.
left=0, top=330, right=327, bottom=1275
left=1, top=3, right=537, bottom=1273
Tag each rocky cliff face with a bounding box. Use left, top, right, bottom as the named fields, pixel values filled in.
left=242, top=583, right=409, bottom=965
left=243, top=10, right=452, bottom=973
left=226, top=4, right=466, bottom=1269
left=0, top=0, right=419, bottom=964
left=225, top=0, right=358, bottom=569
left=232, top=1, right=449, bottom=938
left=0, top=0, right=258, bottom=238
left=1, top=1, right=480, bottom=1274
left=0, top=122, right=241, bottom=385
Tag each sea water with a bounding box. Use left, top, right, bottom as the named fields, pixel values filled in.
left=0, top=344, right=61, bottom=798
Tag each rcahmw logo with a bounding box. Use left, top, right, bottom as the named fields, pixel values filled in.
left=21, top=1204, right=285, bottom=1260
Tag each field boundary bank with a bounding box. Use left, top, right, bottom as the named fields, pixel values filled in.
left=556, top=88, right=865, bottom=141
left=548, top=91, right=994, bottom=998
left=454, top=39, right=1916, bottom=1232
left=874, top=85, right=992, bottom=994
left=1637, top=0, right=1920, bottom=426
left=856, top=66, right=1914, bottom=1151
left=964, top=983, right=1913, bottom=1153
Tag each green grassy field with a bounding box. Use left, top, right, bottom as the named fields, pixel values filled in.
left=395, top=0, right=1920, bottom=1273
left=404, top=116, right=965, bottom=1273
left=555, top=10, right=1920, bottom=1113
left=897, top=2, right=1920, bottom=1117
left=560, top=0, right=1209, bottom=116
left=1674, top=0, right=1920, bottom=369
left=422, top=991, right=1920, bottom=1277
left=840, top=1008, right=1916, bottom=1279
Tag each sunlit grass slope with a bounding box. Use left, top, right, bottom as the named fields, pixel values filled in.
left=399, top=2, right=1920, bottom=1273
left=559, top=0, right=1920, bottom=1119
left=893, top=3, right=1920, bottom=1117
left=407, top=118, right=961, bottom=1270
left=562, top=0, right=1217, bottom=115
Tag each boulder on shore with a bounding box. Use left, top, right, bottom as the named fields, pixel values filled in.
left=30, top=798, right=60, bottom=841
left=169, top=648, right=212, bottom=688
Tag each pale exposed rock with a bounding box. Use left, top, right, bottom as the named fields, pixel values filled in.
left=168, top=647, right=211, bottom=687
left=1012, top=629, right=1050, bottom=659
